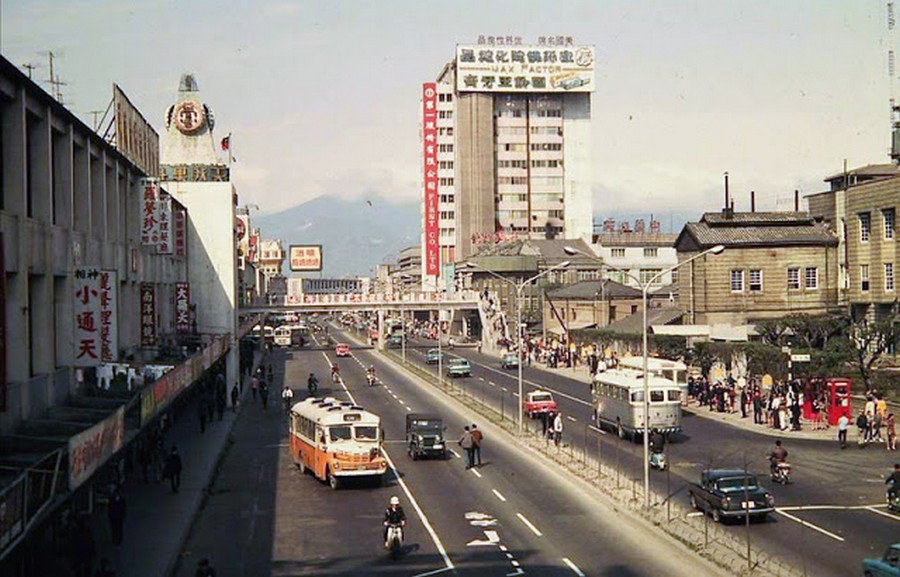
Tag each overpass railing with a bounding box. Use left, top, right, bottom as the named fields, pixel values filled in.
left=282, top=290, right=480, bottom=306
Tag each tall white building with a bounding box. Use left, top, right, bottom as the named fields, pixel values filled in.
left=421, top=38, right=595, bottom=289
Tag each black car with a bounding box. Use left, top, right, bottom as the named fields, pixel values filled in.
left=688, top=469, right=775, bottom=523
left=406, top=413, right=447, bottom=460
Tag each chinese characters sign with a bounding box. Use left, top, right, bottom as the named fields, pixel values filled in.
left=422, top=83, right=440, bottom=276
left=98, top=271, right=118, bottom=362
left=141, top=178, right=159, bottom=246
left=157, top=192, right=172, bottom=254
left=289, top=245, right=323, bottom=272
left=175, top=282, right=191, bottom=333
left=68, top=407, right=124, bottom=490
left=74, top=268, right=102, bottom=366
left=456, top=45, right=594, bottom=93
left=174, top=206, right=186, bottom=257
left=140, top=283, right=156, bottom=346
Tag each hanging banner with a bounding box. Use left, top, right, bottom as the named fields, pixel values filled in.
left=140, top=178, right=159, bottom=247
left=98, top=270, right=118, bottom=362
left=140, top=283, right=156, bottom=346
left=422, top=82, right=440, bottom=276
left=175, top=282, right=191, bottom=333
left=157, top=192, right=173, bottom=255
left=73, top=267, right=102, bottom=367
left=68, top=407, right=124, bottom=490
left=174, top=205, right=186, bottom=258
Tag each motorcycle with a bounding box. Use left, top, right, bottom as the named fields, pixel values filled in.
left=649, top=450, right=667, bottom=471
left=770, top=461, right=792, bottom=485
left=888, top=486, right=900, bottom=513
left=384, top=523, right=403, bottom=559
left=367, top=373, right=377, bottom=387
left=308, top=379, right=318, bottom=396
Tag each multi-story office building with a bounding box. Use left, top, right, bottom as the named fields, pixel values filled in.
left=421, top=38, right=595, bottom=288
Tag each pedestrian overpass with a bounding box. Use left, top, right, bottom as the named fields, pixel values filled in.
left=239, top=289, right=481, bottom=314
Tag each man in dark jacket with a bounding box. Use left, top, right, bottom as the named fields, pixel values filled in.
left=164, top=446, right=183, bottom=493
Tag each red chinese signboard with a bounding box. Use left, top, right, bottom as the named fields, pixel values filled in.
left=175, top=282, right=190, bottom=333
left=141, top=178, right=159, bottom=247
left=288, top=245, right=323, bottom=271
left=140, top=283, right=156, bottom=346
left=248, top=232, right=259, bottom=263
left=73, top=267, right=101, bottom=367
left=422, top=83, right=440, bottom=276
left=157, top=191, right=172, bottom=254
left=174, top=206, right=186, bottom=258
left=98, top=270, right=117, bottom=362
left=68, top=407, right=124, bottom=490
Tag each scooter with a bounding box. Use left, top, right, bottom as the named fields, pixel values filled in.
left=770, top=461, right=792, bottom=485
left=367, top=373, right=377, bottom=387
left=385, top=523, right=403, bottom=559
left=649, top=450, right=668, bottom=471
left=888, top=486, right=900, bottom=513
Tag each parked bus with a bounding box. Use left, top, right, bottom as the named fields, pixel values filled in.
left=274, top=325, right=292, bottom=347
left=591, top=369, right=682, bottom=439
left=616, top=356, right=689, bottom=403
left=289, top=397, right=387, bottom=489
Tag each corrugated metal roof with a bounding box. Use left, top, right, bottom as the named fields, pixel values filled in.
left=548, top=279, right=642, bottom=299
left=679, top=211, right=837, bottom=249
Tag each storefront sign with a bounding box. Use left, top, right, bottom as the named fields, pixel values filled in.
left=74, top=267, right=102, bottom=367
left=174, top=206, right=186, bottom=258
left=422, top=82, right=439, bottom=276
left=140, top=283, right=156, bottom=346
left=157, top=192, right=172, bottom=255
left=140, top=178, right=159, bottom=247
left=98, top=270, right=117, bottom=362
left=456, top=44, right=595, bottom=93
left=68, top=407, right=124, bottom=490
left=288, top=245, right=323, bottom=272
left=175, top=282, right=190, bottom=333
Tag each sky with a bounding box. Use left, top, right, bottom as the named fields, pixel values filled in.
left=0, top=0, right=894, bottom=223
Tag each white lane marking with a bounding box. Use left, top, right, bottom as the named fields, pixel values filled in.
left=562, top=557, right=586, bottom=577
left=516, top=513, right=543, bottom=537
left=489, top=381, right=497, bottom=387
left=406, top=406, right=413, bottom=411
left=326, top=351, right=454, bottom=570
left=471, top=468, right=483, bottom=478
left=511, top=560, right=520, bottom=567
left=567, top=416, right=577, bottom=422
left=775, top=503, right=887, bottom=512
left=588, top=424, right=608, bottom=436
left=499, top=545, right=508, bottom=552
left=479, top=377, right=485, bottom=381
left=449, top=449, right=461, bottom=459
left=492, top=489, right=507, bottom=502
left=466, top=530, right=501, bottom=547
left=472, top=361, right=592, bottom=407
left=774, top=509, right=845, bottom=542
left=412, top=567, right=454, bottom=577
left=506, top=568, right=524, bottom=576
left=866, top=505, right=900, bottom=521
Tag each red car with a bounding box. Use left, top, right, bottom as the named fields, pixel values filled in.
left=335, top=343, right=351, bottom=357
left=523, top=391, right=557, bottom=418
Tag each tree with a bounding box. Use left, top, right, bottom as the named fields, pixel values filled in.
left=847, top=309, right=899, bottom=389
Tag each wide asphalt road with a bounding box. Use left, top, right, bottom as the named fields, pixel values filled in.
left=393, top=333, right=899, bottom=577
left=174, top=333, right=732, bottom=577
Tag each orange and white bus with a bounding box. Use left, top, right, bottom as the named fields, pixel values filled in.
left=289, top=397, right=387, bottom=489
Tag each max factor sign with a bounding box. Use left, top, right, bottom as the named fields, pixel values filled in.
left=456, top=45, right=594, bottom=93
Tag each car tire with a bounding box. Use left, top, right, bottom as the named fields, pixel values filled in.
left=296, top=458, right=306, bottom=475
left=328, top=469, right=340, bottom=490
left=712, top=508, right=721, bottom=523
left=616, top=419, right=625, bottom=439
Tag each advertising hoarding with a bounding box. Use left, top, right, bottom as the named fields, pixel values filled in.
left=157, top=192, right=172, bottom=255
left=68, top=407, right=124, bottom=490
left=73, top=267, right=102, bottom=367
left=422, top=83, right=440, bottom=276
left=140, top=178, right=159, bottom=247
left=289, top=245, right=323, bottom=272
left=113, top=84, right=160, bottom=177
left=456, top=45, right=595, bottom=93
left=175, top=282, right=191, bottom=333
left=140, top=283, right=156, bottom=346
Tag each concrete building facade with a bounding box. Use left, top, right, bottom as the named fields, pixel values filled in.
left=593, top=231, right=678, bottom=290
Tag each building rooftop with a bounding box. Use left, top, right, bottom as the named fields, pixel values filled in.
left=676, top=211, right=837, bottom=250
left=823, top=163, right=900, bottom=183
left=604, top=308, right=684, bottom=335
left=594, top=232, right=677, bottom=247
left=547, top=279, right=642, bottom=300
left=473, top=238, right=597, bottom=263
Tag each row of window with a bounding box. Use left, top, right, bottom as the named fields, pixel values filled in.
left=438, top=177, right=454, bottom=186
left=438, top=144, right=453, bottom=153
left=857, top=263, right=895, bottom=292
left=499, top=143, right=564, bottom=152
left=439, top=194, right=455, bottom=203
left=610, top=248, right=659, bottom=258
left=439, top=211, right=454, bottom=220
left=730, top=267, right=819, bottom=292
left=497, top=176, right=564, bottom=186
left=438, top=110, right=453, bottom=119
left=438, top=93, right=453, bottom=102
left=497, top=159, right=563, bottom=168
left=438, top=161, right=453, bottom=170
left=858, top=208, right=894, bottom=242
left=496, top=108, right=563, bottom=118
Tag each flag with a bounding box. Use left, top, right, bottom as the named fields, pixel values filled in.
left=221, top=135, right=231, bottom=151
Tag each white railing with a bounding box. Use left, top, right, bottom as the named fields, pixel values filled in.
left=282, top=290, right=480, bottom=306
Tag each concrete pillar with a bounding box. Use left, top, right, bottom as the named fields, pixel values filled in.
left=30, top=105, right=52, bottom=222
left=376, top=308, right=385, bottom=350
left=4, top=89, right=28, bottom=387
left=30, top=273, right=53, bottom=375
left=53, top=124, right=74, bottom=228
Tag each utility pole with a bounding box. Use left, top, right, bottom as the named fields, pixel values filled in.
left=46, top=51, right=67, bottom=102
left=21, top=63, right=36, bottom=79
left=90, top=110, right=104, bottom=130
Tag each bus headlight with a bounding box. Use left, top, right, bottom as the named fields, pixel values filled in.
left=333, top=462, right=341, bottom=470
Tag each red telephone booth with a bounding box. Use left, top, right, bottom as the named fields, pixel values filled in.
left=827, top=378, right=852, bottom=426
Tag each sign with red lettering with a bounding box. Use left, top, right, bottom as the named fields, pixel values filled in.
left=422, top=82, right=440, bottom=276
left=174, top=206, right=186, bottom=258
left=175, top=282, right=191, bottom=333
left=157, top=191, right=172, bottom=254
left=73, top=267, right=102, bottom=367
left=68, top=407, right=124, bottom=490
left=140, top=178, right=159, bottom=246
left=288, top=245, right=323, bottom=272
left=140, top=283, right=156, bottom=346
left=98, top=270, right=118, bottom=362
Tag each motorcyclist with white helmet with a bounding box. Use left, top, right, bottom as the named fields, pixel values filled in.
left=383, top=496, right=406, bottom=543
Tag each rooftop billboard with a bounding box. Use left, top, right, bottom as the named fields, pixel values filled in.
left=456, top=45, right=594, bottom=93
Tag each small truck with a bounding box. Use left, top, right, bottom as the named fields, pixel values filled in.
left=688, top=469, right=775, bottom=523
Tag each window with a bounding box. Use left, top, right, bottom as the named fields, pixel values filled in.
left=650, top=391, right=664, bottom=403
left=438, top=177, right=454, bottom=186
left=730, top=270, right=744, bottom=292
left=749, top=269, right=762, bottom=292
left=787, top=268, right=800, bottom=290
left=671, top=270, right=679, bottom=285
left=860, top=264, right=870, bottom=291
left=643, top=248, right=658, bottom=258
left=886, top=263, right=895, bottom=291
left=860, top=212, right=871, bottom=242
left=884, top=208, right=895, bottom=240
left=640, top=268, right=662, bottom=284
left=438, top=110, right=453, bottom=119
left=529, top=143, right=562, bottom=151
left=805, top=267, right=818, bottom=290
left=438, top=144, right=454, bottom=153
left=610, top=248, right=625, bottom=258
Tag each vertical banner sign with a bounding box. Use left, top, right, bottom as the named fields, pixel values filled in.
left=73, top=267, right=102, bottom=367
left=248, top=232, right=259, bottom=264
left=175, top=282, right=190, bottom=333
left=174, top=206, right=186, bottom=258
left=157, top=192, right=173, bottom=254
left=140, top=283, right=156, bottom=346
left=140, top=178, right=159, bottom=247
left=98, top=270, right=118, bottom=362
left=422, top=83, right=440, bottom=276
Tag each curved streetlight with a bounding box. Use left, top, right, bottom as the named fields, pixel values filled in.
left=564, top=243, right=724, bottom=509
left=461, top=259, right=571, bottom=435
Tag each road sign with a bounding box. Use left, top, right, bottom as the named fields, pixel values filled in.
left=790, top=354, right=811, bottom=362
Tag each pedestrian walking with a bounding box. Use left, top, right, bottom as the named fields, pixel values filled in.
left=107, top=489, right=126, bottom=547
left=250, top=375, right=259, bottom=402
left=837, top=413, right=850, bottom=449
left=458, top=426, right=475, bottom=469
left=542, top=410, right=552, bottom=438
left=230, top=384, right=239, bottom=412
left=195, top=558, right=217, bottom=577
left=887, top=413, right=897, bottom=451
left=260, top=380, right=269, bottom=411
left=857, top=411, right=869, bottom=447
left=552, top=411, right=563, bottom=446
left=471, top=424, right=484, bottom=467
left=164, top=446, right=182, bottom=493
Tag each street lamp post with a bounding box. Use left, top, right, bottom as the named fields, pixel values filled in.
left=565, top=244, right=724, bottom=508
left=462, top=260, right=571, bottom=436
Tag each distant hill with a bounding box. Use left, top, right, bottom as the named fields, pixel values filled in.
left=253, top=196, right=421, bottom=277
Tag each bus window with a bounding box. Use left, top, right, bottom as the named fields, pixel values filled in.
left=667, top=390, right=681, bottom=402
left=650, top=390, right=664, bottom=403
left=355, top=425, right=378, bottom=440
left=631, top=390, right=644, bottom=403
left=329, top=425, right=352, bottom=442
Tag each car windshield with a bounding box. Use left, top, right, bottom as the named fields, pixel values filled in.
left=532, top=394, right=552, bottom=402
left=329, top=425, right=352, bottom=442
left=354, top=425, right=378, bottom=441
left=449, top=359, right=466, bottom=365
left=717, top=477, right=759, bottom=492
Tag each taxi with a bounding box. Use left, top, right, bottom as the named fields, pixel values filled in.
left=523, top=390, right=557, bottom=418
left=335, top=343, right=351, bottom=357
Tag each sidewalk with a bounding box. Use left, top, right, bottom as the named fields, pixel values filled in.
left=88, top=355, right=261, bottom=577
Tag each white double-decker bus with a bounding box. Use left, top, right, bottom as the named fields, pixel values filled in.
left=591, top=369, right=682, bottom=439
